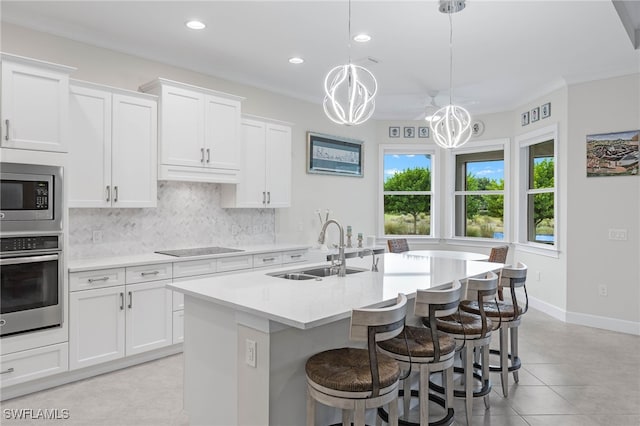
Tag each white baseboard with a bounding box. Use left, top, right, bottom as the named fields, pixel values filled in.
left=528, top=296, right=567, bottom=321
left=529, top=296, right=640, bottom=335
left=565, top=311, right=640, bottom=336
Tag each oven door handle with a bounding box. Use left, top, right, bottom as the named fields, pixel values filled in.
left=0, top=254, right=59, bottom=265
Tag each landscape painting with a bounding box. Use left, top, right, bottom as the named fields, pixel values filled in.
left=586, top=130, right=639, bottom=177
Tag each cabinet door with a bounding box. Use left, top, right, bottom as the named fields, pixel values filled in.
left=111, top=94, right=158, bottom=208
left=160, top=85, right=203, bottom=168
left=265, top=123, right=292, bottom=207
left=125, top=280, right=173, bottom=356
left=1, top=59, right=70, bottom=152
left=69, top=286, right=125, bottom=370
left=204, top=95, right=241, bottom=170
left=68, top=84, right=112, bottom=207
left=237, top=119, right=267, bottom=207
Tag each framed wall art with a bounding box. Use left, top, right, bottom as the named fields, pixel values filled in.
left=404, top=127, right=415, bottom=138
left=307, top=131, right=364, bottom=177
left=418, top=126, right=429, bottom=138
left=521, top=111, right=529, bottom=126
left=586, top=130, right=638, bottom=177
left=541, top=102, right=551, bottom=119
left=389, top=126, right=400, bottom=138
left=531, top=107, right=540, bottom=122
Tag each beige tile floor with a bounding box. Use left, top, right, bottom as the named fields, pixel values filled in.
left=1, top=308, right=639, bottom=425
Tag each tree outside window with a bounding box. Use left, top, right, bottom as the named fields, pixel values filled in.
left=382, top=152, right=433, bottom=236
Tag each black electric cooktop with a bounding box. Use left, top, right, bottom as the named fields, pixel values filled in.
left=155, top=247, right=244, bottom=257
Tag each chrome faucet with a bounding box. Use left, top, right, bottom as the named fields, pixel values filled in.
left=317, top=219, right=346, bottom=277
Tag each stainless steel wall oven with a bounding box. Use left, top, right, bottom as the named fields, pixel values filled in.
left=0, top=234, right=64, bottom=336
left=0, top=162, right=64, bottom=336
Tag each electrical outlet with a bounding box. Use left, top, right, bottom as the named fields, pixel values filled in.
left=598, top=284, right=608, bottom=297
left=608, top=229, right=628, bottom=241
left=536, top=271, right=541, bottom=281
left=92, top=230, right=103, bottom=244
left=245, top=339, right=257, bottom=367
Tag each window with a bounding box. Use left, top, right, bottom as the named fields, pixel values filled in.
left=517, top=125, right=557, bottom=251
left=526, top=141, right=555, bottom=244
left=380, top=145, right=436, bottom=237
left=454, top=149, right=505, bottom=239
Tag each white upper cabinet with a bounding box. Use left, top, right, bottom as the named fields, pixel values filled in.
left=140, top=78, right=244, bottom=184
left=68, top=80, right=157, bottom=208
left=222, top=115, right=292, bottom=208
left=1, top=53, right=75, bottom=152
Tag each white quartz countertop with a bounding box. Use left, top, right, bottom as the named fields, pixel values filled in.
left=168, top=252, right=504, bottom=330
left=68, top=243, right=310, bottom=272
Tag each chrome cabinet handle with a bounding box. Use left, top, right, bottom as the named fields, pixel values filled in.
left=262, top=257, right=275, bottom=262
left=106, top=186, right=111, bottom=202
left=206, top=148, right=210, bottom=163
left=0, top=368, right=15, bottom=375
left=114, top=186, right=118, bottom=202
left=267, top=192, right=271, bottom=204
left=128, top=291, right=132, bottom=309
left=290, top=254, right=302, bottom=258
left=87, top=276, right=109, bottom=283
left=262, top=192, right=266, bottom=204
left=141, top=271, right=160, bottom=276
left=120, top=292, right=124, bottom=310
left=200, top=148, right=205, bottom=163
left=4, top=119, right=9, bottom=141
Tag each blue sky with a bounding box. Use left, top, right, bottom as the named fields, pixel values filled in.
left=384, top=155, right=504, bottom=182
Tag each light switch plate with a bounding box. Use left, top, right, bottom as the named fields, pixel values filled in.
left=608, top=229, right=628, bottom=241
left=245, top=339, right=256, bottom=368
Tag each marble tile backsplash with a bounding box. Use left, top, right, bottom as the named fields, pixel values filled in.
left=68, top=181, right=275, bottom=260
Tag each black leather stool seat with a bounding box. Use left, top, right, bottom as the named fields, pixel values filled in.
left=306, top=348, right=400, bottom=393
left=459, top=300, right=522, bottom=320
left=378, top=325, right=456, bottom=358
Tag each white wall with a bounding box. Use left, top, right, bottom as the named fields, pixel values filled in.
left=566, top=74, right=640, bottom=328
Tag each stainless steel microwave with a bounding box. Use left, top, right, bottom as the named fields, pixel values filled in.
left=0, top=163, right=63, bottom=233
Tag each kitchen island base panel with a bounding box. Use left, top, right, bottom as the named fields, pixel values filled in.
left=183, top=294, right=388, bottom=425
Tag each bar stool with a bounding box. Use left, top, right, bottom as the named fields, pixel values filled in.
left=460, top=263, right=528, bottom=397
left=387, top=239, right=410, bottom=253
left=488, top=245, right=509, bottom=300
left=429, top=272, right=499, bottom=426
left=305, top=294, right=408, bottom=426
left=377, top=281, right=462, bottom=426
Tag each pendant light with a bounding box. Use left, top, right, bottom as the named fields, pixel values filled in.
left=323, top=0, right=378, bottom=126
left=430, top=0, right=472, bottom=149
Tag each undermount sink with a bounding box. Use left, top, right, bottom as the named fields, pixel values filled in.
left=268, top=266, right=367, bottom=280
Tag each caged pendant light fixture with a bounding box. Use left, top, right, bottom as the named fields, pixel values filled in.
left=430, top=0, right=472, bottom=149
left=323, top=0, right=378, bottom=126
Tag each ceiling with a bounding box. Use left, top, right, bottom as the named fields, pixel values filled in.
left=2, top=1, right=639, bottom=120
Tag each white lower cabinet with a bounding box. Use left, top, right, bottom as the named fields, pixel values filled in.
left=172, top=311, right=184, bottom=344
left=69, top=279, right=172, bottom=370
left=0, top=343, right=68, bottom=387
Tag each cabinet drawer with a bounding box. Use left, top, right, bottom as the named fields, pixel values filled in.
left=173, top=258, right=217, bottom=278
left=1, top=343, right=68, bottom=387
left=253, top=253, right=282, bottom=269
left=126, top=263, right=173, bottom=284
left=282, top=250, right=308, bottom=264
left=217, top=255, right=253, bottom=272
left=172, top=291, right=184, bottom=311
left=173, top=311, right=184, bottom=344
left=70, top=268, right=125, bottom=292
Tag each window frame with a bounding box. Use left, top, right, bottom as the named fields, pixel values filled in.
left=446, top=138, right=510, bottom=242
left=515, top=124, right=559, bottom=256
left=378, top=144, right=439, bottom=239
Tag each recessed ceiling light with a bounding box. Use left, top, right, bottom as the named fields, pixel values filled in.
left=288, top=57, right=304, bottom=64
left=185, top=20, right=206, bottom=30
left=353, top=34, right=371, bottom=43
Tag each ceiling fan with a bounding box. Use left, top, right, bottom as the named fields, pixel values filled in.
left=413, top=90, right=442, bottom=122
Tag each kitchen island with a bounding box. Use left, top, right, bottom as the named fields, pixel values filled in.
left=168, top=252, right=503, bottom=426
